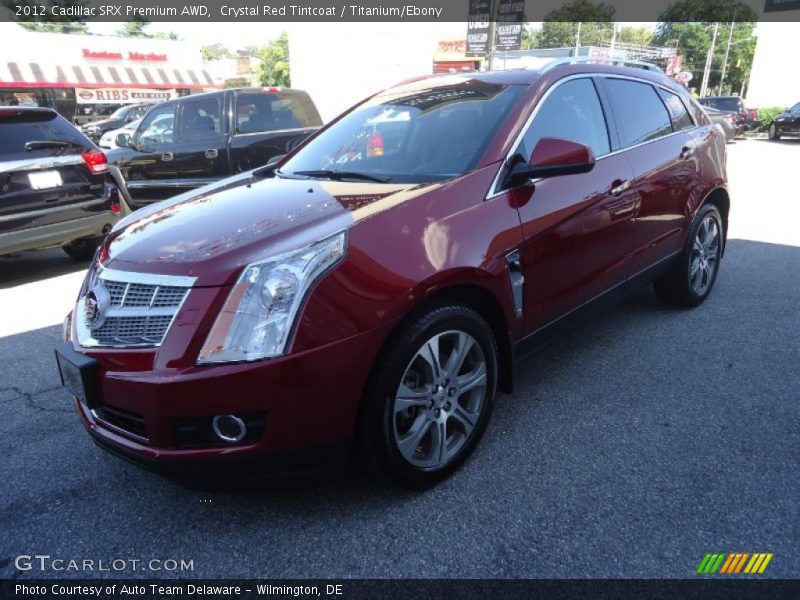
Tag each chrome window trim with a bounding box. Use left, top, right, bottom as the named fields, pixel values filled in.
left=486, top=72, right=700, bottom=200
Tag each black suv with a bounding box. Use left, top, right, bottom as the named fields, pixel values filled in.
left=0, top=107, right=122, bottom=260
left=80, top=103, right=153, bottom=143
left=108, top=88, right=322, bottom=205
left=767, top=101, right=800, bottom=140
left=697, top=96, right=755, bottom=134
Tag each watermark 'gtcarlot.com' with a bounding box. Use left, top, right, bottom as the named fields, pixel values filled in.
left=15, top=555, right=194, bottom=573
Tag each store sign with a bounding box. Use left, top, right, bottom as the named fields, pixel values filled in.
left=496, top=0, right=525, bottom=52
left=82, top=49, right=168, bottom=62
left=466, top=0, right=491, bottom=57
left=75, top=88, right=178, bottom=104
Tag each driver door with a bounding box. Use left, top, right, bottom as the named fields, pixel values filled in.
left=504, top=76, right=639, bottom=336
left=124, top=102, right=178, bottom=202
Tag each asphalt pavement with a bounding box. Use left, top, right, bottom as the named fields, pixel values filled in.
left=1, top=138, right=798, bottom=579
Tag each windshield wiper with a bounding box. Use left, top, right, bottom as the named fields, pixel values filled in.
left=292, top=169, right=392, bottom=183
left=24, top=140, right=81, bottom=151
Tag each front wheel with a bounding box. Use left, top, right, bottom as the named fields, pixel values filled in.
left=654, top=204, right=723, bottom=307
left=768, top=122, right=781, bottom=140
left=358, top=305, right=498, bottom=488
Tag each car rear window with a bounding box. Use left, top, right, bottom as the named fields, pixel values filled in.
left=0, top=110, right=90, bottom=155
left=658, top=89, right=695, bottom=131
left=235, top=91, right=322, bottom=134
left=699, top=98, right=740, bottom=113
left=604, top=79, right=673, bottom=147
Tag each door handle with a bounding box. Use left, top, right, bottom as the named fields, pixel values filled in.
left=205, top=149, right=219, bottom=159
left=680, top=145, right=695, bottom=159
left=610, top=179, right=630, bottom=195
left=161, top=152, right=174, bottom=162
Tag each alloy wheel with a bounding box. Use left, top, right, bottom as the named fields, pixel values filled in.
left=689, top=215, right=721, bottom=296
left=392, top=330, right=488, bottom=469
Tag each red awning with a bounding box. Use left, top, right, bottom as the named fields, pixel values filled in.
left=0, top=62, right=214, bottom=89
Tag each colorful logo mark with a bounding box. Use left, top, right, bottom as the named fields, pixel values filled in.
left=696, top=553, right=773, bottom=574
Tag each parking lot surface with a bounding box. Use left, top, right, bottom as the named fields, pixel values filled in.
left=1, top=139, right=798, bottom=579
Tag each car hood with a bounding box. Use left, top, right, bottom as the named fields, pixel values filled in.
left=105, top=172, right=441, bottom=286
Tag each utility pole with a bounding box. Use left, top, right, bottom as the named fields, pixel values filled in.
left=485, top=0, right=499, bottom=71
left=700, top=22, right=719, bottom=97
left=574, top=22, right=582, bottom=56
left=718, top=20, right=736, bottom=95
left=609, top=22, right=618, bottom=57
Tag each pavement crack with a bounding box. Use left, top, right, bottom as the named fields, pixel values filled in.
left=0, top=385, right=72, bottom=413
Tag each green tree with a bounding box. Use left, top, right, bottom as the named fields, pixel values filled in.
left=117, top=20, right=178, bottom=40
left=252, top=32, right=290, bottom=87
left=538, top=0, right=615, bottom=48
left=521, top=24, right=539, bottom=50
left=617, top=26, right=654, bottom=47
left=201, top=43, right=236, bottom=61
left=654, top=0, right=758, bottom=95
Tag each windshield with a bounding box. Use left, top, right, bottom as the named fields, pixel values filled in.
left=109, top=105, right=130, bottom=119
left=279, top=79, right=526, bottom=183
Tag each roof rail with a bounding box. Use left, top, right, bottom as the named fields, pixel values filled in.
left=540, top=56, right=663, bottom=74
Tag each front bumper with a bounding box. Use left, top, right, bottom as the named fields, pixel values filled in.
left=68, top=324, right=390, bottom=478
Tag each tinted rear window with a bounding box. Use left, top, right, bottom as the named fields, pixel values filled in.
left=0, top=111, right=90, bottom=155
left=699, top=97, right=740, bottom=112
left=235, top=91, right=322, bottom=134
left=659, top=89, right=694, bottom=131
left=604, top=79, right=673, bottom=147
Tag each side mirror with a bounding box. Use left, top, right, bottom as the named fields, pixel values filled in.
left=115, top=132, right=131, bottom=148
left=507, top=137, right=595, bottom=188
left=266, top=154, right=285, bottom=166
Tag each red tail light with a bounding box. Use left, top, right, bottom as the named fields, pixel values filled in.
left=110, top=202, right=121, bottom=215
left=81, top=150, right=108, bottom=174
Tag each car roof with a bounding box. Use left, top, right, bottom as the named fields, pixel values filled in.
left=388, top=62, right=682, bottom=95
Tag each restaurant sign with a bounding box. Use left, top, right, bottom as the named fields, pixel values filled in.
left=75, top=87, right=179, bottom=104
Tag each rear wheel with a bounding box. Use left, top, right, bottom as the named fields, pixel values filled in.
left=768, top=122, right=781, bottom=140
left=358, top=304, right=497, bottom=488
left=62, top=237, right=101, bottom=261
left=654, top=204, right=723, bottom=307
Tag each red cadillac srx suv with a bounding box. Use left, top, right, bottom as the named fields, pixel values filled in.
left=56, top=60, right=728, bottom=488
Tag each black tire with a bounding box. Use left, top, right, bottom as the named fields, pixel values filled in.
left=654, top=204, right=724, bottom=307
left=768, top=122, right=781, bottom=141
left=357, top=304, right=498, bottom=489
left=62, top=237, right=101, bottom=261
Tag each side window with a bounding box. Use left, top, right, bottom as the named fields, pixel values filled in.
left=235, top=92, right=321, bottom=134
left=604, top=79, right=673, bottom=147
left=137, top=104, right=176, bottom=146
left=517, top=78, right=610, bottom=160
left=658, top=89, right=695, bottom=131
left=791, top=103, right=800, bottom=115
left=180, top=96, right=222, bottom=141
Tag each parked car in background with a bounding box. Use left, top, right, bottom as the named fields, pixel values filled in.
left=697, top=96, right=755, bottom=135
left=703, top=106, right=737, bottom=142
left=767, top=101, right=800, bottom=140
left=81, top=103, right=153, bottom=143
left=98, top=118, right=142, bottom=150
left=0, top=107, right=122, bottom=260
left=107, top=88, right=322, bottom=206
left=56, top=61, right=729, bottom=488
left=73, top=103, right=124, bottom=127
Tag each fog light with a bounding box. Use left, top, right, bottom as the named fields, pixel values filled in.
left=211, top=415, right=246, bottom=443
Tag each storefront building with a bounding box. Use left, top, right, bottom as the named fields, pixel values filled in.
left=0, top=25, right=215, bottom=122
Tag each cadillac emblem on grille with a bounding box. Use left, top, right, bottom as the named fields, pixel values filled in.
left=83, top=285, right=110, bottom=329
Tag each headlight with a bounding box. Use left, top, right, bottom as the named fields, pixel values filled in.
left=197, top=232, right=347, bottom=364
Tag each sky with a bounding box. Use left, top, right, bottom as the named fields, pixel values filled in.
left=87, top=22, right=287, bottom=50
left=85, top=22, right=659, bottom=51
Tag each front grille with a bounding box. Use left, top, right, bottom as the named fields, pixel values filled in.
left=95, top=405, right=147, bottom=439
left=77, top=269, right=193, bottom=348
